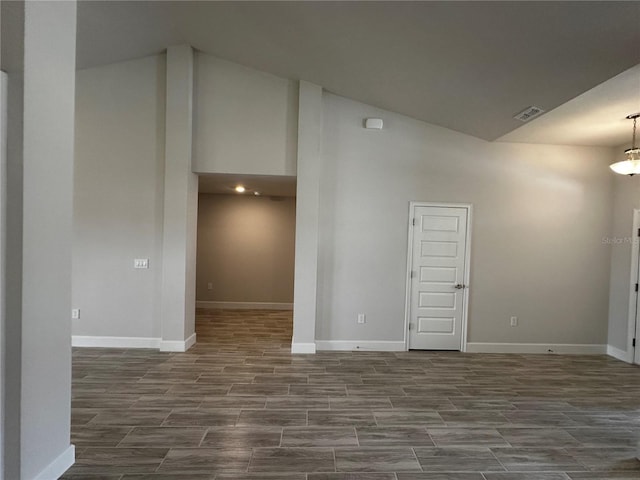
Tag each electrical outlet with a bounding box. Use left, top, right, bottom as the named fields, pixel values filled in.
left=207, top=282, right=213, bottom=290
left=510, top=316, right=518, bottom=327
left=357, top=313, right=366, bottom=324
left=134, top=258, right=149, bottom=269
left=71, top=309, right=80, bottom=320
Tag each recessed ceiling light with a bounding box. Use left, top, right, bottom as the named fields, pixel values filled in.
left=254, top=191, right=261, bottom=196
left=235, top=185, right=246, bottom=193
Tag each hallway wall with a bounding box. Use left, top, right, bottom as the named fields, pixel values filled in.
left=197, top=193, right=296, bottom=306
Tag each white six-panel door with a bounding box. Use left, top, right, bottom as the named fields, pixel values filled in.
left=408, top=204, right=470, bottom=350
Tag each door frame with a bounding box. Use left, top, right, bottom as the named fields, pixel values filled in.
left=0, top=70, right=7, bottom=480
left=625, top=209, right=640, bottom=363
left=403, top=201, right=473, bottom=352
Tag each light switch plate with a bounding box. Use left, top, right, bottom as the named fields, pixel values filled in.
left=134, top=258, right=149, bottom=269
left=71, top=309, right=80, bottom=319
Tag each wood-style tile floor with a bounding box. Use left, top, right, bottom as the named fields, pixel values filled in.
left=62, top=309, right=640, bottom=479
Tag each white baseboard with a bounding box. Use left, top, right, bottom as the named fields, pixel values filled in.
left=185, top=332, right=197, bottom=350
left=291, top=342, right=316, bottom=354
left=465, top=342, right=607, bottom=354
left=72, top=334, right=197, bottom=352
left=315, top=340, right=406, bottom=352
left=34, top=444, right=75, bottom=480
left=160, top=333, right=197, bottom=352
left=196, top=301, right=293, bottom=310
left=72, top=335, right=160, bottom=349
left=607, top=344, right=631, bottom=363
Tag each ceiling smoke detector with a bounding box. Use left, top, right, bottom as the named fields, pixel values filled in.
left=514, top=106, right=545, bottom=122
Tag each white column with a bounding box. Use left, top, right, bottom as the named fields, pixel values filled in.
left=160, top=45, right=198, bottom=352
left=3, top=1, right=77, bottom=478
left=291, top=81, right=323, bottom=354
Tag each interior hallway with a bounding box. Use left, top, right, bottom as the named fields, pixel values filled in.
left=63, top=309, right=640, bottom=479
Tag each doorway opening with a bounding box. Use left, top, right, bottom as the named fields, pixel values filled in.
left=404, top=202, right=472, bottom=352
left=195, top=173, right=296, bottom=350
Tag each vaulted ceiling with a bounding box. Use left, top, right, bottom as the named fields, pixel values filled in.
left=74, top=1, right=640, bottom=142
left=5, top=1, right=639, bottom=143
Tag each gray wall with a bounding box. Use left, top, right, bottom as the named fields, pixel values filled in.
left=292, top=81, right=323, bottom=352
left=316, top=92, right=614, bottom=346
left=3, top=1, right=77, bottom=478
left=2, top=2, right=25, bottom=476
left=72, top=51, right=619, bottom=353
left=73, top=52, right=300, bottom=341
left=160, top=45, right=198, bottom=346
left=196, top=194, right=296, bottom=304
left=193, top=53, right=298, bottom=176
left=607, top=172, right=640, bottom=353
left=73, top=55, right=166, bottom=339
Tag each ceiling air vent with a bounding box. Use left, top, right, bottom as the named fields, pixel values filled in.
left=513, top=106, right=545, bottom=122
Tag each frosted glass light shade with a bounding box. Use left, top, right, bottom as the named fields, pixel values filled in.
left=610, top=148, right=640, bottom=175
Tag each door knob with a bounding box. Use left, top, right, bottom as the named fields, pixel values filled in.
left=454, top=284, right=466, bottom=289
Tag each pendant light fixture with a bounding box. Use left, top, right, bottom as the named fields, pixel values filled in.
left=610, top=113, right=640, bottom=175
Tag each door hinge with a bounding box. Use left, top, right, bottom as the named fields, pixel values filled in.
left=412, top=218, right=416, bottom=226
left=637, top=228, right=639, bottom=237
left=408, top=323, right=414, bottom=331
left=635, top=283, right=638, bottom=293
left=634, top=338, right=636, bottom=347
left=410, top=270, right=415, bottom=278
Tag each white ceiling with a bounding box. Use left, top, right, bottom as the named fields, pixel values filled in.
left=498, top=64, right=640, bottom=147
left=72, top=1, right=640, bottom=142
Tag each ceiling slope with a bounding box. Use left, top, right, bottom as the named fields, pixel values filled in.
left=74, top=1, right=640, bottom=140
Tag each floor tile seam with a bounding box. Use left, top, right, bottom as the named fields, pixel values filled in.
left=485, top=445, right=508, bottom=473
left=246, top=446, right=255, bottom=473
left=160, top=408, right=176, bottom=426
left=112, top=426, right=135, bottom=448
left=410, top=446, right=424, bottom=472
left=556, top=446, right=595, bottom=472
left=152, top=445, right=172, bottom=474
left=196, top=426, right=209, bottom=447
left=354, top=426, right=361, bottom=447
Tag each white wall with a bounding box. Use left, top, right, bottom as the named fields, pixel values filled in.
left=292, top=81, right=323, bottom=353
left=3, top=1, right=77, bottom=478
left=2, top=60, right=23, bottom=480
left=73, top=55, right=166, bottom=339
left=316, top=93, right=614, bottom=348
left=193, top=53, right=298, bottom=176
left=160, top=45, right=197, bottom=350
left=196, top=194, right=296, bottom=304
left=606, top=172, right=640, bottom=355
left=72, top=51, right=619, bottom=356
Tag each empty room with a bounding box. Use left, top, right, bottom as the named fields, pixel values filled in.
left=2, top=2, right=640, bottom=480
